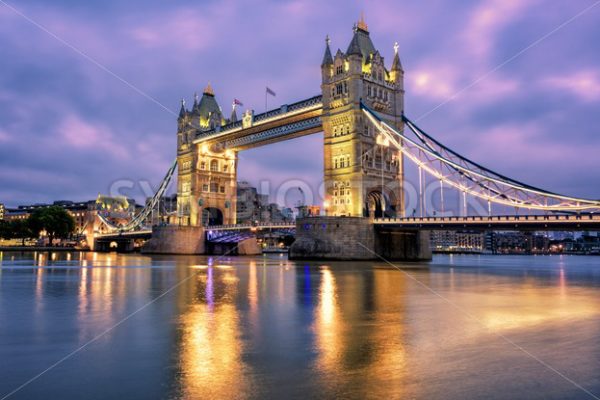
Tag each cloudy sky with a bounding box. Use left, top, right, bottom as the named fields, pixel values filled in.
left=1, top=0, right=600, bottom=208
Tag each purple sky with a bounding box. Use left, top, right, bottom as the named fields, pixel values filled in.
left=1, top=0, right=600, bottom=208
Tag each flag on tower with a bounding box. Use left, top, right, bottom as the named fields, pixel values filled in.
left=233, top=98, right=244, bottom=106
left=266, top=87, right=276, bottom=97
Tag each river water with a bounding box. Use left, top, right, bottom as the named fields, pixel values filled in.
left=1, top=251, right=600, bottom=399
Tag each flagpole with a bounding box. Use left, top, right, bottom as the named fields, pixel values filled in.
left=265, top=87, right=267, bottom=112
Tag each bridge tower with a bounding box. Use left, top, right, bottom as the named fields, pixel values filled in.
left=176, top=84, right=238, bottom=226
left=321, top=17, right=405, bottom=218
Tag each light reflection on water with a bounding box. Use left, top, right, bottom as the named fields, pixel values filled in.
left=0, top=251, right=600, bottom=399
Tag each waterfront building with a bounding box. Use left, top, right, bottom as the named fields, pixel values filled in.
left=430, top=230, right=486, bottom=253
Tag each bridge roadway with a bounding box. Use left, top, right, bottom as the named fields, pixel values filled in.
left=97, top=214, right=600, bottom=239
left=374, top=214, right=600, bottom=231
left=207, top=222, right=296, bottom=232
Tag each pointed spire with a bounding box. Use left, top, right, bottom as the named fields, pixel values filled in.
left=321, top=34, right=333, bottom=66
left=192, top=92, right=199, bottom=111
left=347, top=30, right=362, bottom=56
left=391, top=42, right=403, bottom=71
left=230, top=105, right=238, bottom=123
left=179, top=98, right=186, bottom=118
left=203, top=82, right=214, bottom=96
left=357, top=11, right=368, bottom=32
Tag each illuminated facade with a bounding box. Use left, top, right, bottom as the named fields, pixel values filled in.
left=0, top=203, right=4, bottom=220
left=177, top=84, right=238, bottom=226
left=176, top=18, right=405, bottom=226
left=321, top=17, right=405, bottom=217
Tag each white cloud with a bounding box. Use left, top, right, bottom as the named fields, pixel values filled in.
left=542, top=70, right=600, bottom=102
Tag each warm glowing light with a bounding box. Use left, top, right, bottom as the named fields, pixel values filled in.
left=190, top=264, right=210, bottom=270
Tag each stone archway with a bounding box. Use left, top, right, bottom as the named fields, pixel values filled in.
left=365, top=189, right=397, bottom=219
left=202, top=207, right=224, bottom=226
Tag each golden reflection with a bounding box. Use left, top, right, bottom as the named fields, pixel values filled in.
left=248, top=261, right=258, bottom=314
left=178, top=265, right=253, bottom=398
left=315, top=267, right=342, bottom=374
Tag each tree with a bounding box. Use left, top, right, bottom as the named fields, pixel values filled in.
left=28, top=206, right=75, bottom=246
left=8, top=219, right=33, bottom=246
left=0, top=220, right=10, bottom=240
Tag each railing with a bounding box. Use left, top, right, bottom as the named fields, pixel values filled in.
left=207, top=222, right=296, bottom=231
left=375, top=214, right=600, bottom=225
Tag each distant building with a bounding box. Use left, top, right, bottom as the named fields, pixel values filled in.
left=296, top=205, right=321, bottom=218
left=431, top=230, right=486, bottom=253
left=5, top=200, right=96, bottom=235
left=236, top=182, right=292, bottom=224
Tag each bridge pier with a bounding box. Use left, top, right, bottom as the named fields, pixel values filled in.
left=289, top=217, right=431, bottom=261
left=141, top=225, right=205, bottom=255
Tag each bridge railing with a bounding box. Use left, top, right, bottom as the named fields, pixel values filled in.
left=207, top=222, right=296, bottom=231
left=375, top=214, right=600, bottom=224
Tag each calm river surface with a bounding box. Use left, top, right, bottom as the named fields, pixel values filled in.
left=1, top=251, right=600, bottom=399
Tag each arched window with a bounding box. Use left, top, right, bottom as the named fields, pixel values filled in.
left=210, top=159, right=218, bottom=172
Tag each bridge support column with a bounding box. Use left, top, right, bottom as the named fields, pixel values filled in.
left=141, top=225, right=205, bottom=255
left=289, top=217, right=431, bottom=261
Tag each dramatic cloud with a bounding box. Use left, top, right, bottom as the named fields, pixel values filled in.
left=1, top=0, right=600, bottom=207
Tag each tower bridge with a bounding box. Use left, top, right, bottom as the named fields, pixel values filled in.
left=108, top=17, right=600, bottom=260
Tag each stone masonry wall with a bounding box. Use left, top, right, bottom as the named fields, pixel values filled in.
left=141, top=225, right=205, bottom=255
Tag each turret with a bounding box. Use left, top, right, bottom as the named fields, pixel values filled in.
left=321, top=35, right=333, bottom=67
left=178, top=98, right=187, bottom=119
left=390, top=42, right=403, bottom=84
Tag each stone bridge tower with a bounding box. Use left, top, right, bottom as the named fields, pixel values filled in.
left=321, top=17, right=405, bottom=218
left=176, top=84, right=238, bottom=226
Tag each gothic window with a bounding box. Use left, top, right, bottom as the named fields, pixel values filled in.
left=336, top=65, right=343, bottom=75
left=210, top=182, right=218, bottom=192
left=200, top=161, right=206, bottom=170
left=202, top=184, right=209, bottom=192
left=334, top=158, right=339, bottom=169
left=345, top=124, right=350, bottom=134
left=343, top=81, right=348, bottom=93
left=336, top=83, right=343, bottom=95
left=333, top=126, right=338, bottom=137
left=331, top=87, right=335, bottom=97
left=334, top=190, right=338, bottom=197
left=210, top=159, right=218, bottom=172
left=346, top=155, right=350, bottom=167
